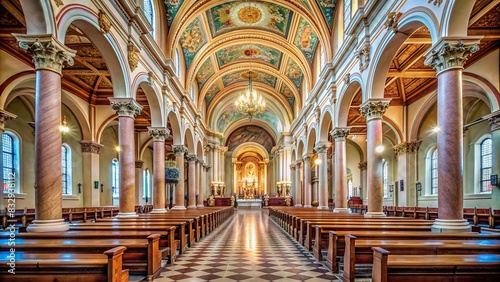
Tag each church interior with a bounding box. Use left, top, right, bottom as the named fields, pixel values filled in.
left=0, top=0, right=499, bottom=281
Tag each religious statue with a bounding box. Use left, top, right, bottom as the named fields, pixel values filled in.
left=285, top=195, right=291, bottom=206
left=264, top=194, right=269, bottom=207
left=230, top=195, right=235, bottom=207
left=208, top=195, right=215, bottom=206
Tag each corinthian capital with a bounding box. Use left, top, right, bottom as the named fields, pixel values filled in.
left=172, top=145, right=188, bottom=156
left=424, top=37, right=481, bottom=75
left=0, top=110, right=17, bottom=131
left=148, top=127, right=169, bottom=142
left=314, top=142, right=331, bottom=153
left=330, top=127, right=351, bottom=141
left=360, top=99, right=391, bottom=121
left=80, top=141, right=103, bottom=154
left=14, top=34, right=76, bottom=74
left=393, top=141, right=421, bottom=156
left=109, top=98, right=143, bottom=118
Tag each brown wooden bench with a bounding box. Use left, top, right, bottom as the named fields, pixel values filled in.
left=343, top=235, right=500, bottom=281
left=371, top=247, right=500, bottom=282
left=0, top=246, right=129, bottom=282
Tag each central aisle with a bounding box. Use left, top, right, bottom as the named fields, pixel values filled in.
left=155, top=209, right=341, bottom=281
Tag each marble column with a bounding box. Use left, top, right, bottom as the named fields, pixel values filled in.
left=331, top=127, right=351, bottom=213
left=315, top=142, right=331, bottom=210
left=0, top=110, right=17, bottom=214
left=149, top=127, right=168, bottom=213
left=360, top=99, right=390, bottom=218
left=80, top=141, right=102, bottom=207
left=303, top=155, right=312, bottom=208
left=197, top=160, right=204, bottom=208
left=109, top=98, right=143, bottom=218
left=290, top=163, right=296, bottom=203
left=424, top=37, right=481, bottom=232
left=14, top=35, right=76, bottom=232
left=358, top=162, right=367, bottom=201
left=172, top=145, right=187, bottom=210
left=295, top=161, right=302, bottom=207
left=187, top=155, right=197, bottom=208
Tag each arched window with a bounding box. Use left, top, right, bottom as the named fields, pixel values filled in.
left=480, top=138, right=492, bottom=192
left=112, top=158, right=119, bottom=198
left=382, top=160, right=388, bottom=198
left=347, top=168, right=353, bottom=198
left=61, top=144, right=72, bottom=195
left=143, top=169, right=151, bottom=201
left=344, top=0, right=352, bottom=29
left=143, top=0, right=154, bottom=36
left=2, top=132, right=19, bottom=193
left=431, top=148, right=438, bottom=195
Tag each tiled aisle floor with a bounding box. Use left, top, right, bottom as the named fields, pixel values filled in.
left=154, top=208, right=342, bottom=282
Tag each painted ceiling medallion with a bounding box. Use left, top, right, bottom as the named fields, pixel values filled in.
left=238, top=6, right=262, bottom=23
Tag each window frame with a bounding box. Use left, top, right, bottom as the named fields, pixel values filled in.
left=2, top=131, right=20, bottom=194
left=431, top=148, right=438, bottom=195
left=112, top=158, right=120, bottom=198
left=480, top=137, right=492, bottom=193
left=142, top=0, right=155, bottom=36
left=61, top=143, right=72, bottom=195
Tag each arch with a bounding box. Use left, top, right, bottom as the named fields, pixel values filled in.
left=0, top=72, right=36, bottom=109
left=96, top=116, right=118, bottom=144
left=19, top=0, right=56, bottom=34
left=382, top=117, right=403, bottom=145
left=56, top=5, right=130, bottom=98
left=61, top=90, right=92, bottom=141
left=463, top=72, right=500, bottom=112
left=367, top=7, right=438, bottom=100
left=441, top=0, right=475, bottom=37
left=224, top=119, right=278, bottom=143
left=319, top=106, right=333, bottom=141
left=167, top=110, right=182, bottom=145
left=409, top=91, right=437, bottom=141
left=231, top=142, right=270, bottom=160
left=305, top=126, right=317, bottom=154
left=196, top=140, right=204, bottom=159
left=297, top=138, right=305, bottom=159
left=184, top=127, right=195, bottom=154
left=346, top=139, right=365, bottom=162
left=336, top=77, right=363, bottom=126
left=139, top=138, right=153, bottom=162
left=132, top=73, right=165, bottom=127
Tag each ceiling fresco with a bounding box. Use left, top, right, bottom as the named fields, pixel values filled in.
left=179, top=16, right=206, bottom=69
left=294, top=17, right=320, bottom=64
left=215, top=44, right=283, bottom=69
left=205, top=83, right=221, bottom=107
left=317, top=0, right=336, bottom=29
left=279, top=83, right=295, bottom=109
left=285, top=58, right=303, bottom=89
left=226, top=125, right=276, bottom=153
left=165, top=0, right=185, bottom=27
left=206, top=1, right=293, bottom=38
left=222, top=70, right=277, bottom=88
left=217, top=105, right=283, bottom=134
left=196, top=58, right=215, bottom=90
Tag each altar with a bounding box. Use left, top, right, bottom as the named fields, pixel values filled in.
left=237, top=199, right=262, bottom=209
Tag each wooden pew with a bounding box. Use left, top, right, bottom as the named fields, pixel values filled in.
left=0, top=246, right=129, bottom=282
left=343, top=235, right=500, bottom=281
left=324, top=231, right=500, bottom=273
left=371, top=247, right=500, bottom=282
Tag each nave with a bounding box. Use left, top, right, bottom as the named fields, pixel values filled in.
left=154, top=209, right=340, bottom=282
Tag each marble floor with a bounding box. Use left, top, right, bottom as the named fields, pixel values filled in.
left=154, top=208, right=343, bottom=282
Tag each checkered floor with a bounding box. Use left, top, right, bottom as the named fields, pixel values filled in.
left=154, top=208, right=343, bottom=281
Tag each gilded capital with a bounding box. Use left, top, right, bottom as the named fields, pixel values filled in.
left=135, top=160, right=144, bottom=169
left=14, top=34, right=76, bottom=74
left=424, top=38, right=481, bottom=75
left=80, top=141, right=103, bottom=154
left=148, top=127, right=169, bottom=142
left=358, top=162, right=367, bottom=171
left=172, top=145, right=188, bottom=156
left=330, top=127, right=351, bottom=141
left=0, top=110, right=17, bottom=132
left=360, top=99, right=391, bottom=121
left=109, top=98, right=143, bottom=118
left=98, top=10, right=112, bottom=34
left=393, top=141, right=421, bottom=156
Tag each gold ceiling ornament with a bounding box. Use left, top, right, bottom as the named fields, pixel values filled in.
left=235, top=70, right=266, bottom=121
left=238, top=5, right=261, bottom=23
left=98, top=10, right=112, bottom=34
left=53, top=0, right=64, bottom=8
left=127, top=42, right=139, bottom=71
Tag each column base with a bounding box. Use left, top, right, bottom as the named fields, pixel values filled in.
left=303, top=205, right=312, bottom=208
left=116, top=212, right=139, bottom=218
left=295, top=204, right=302, bottom=207
left=171, top=206, right=186, bottom=210
left=27, top=219, right=69, bottom=233
left=431, top=219, right=471, bottom=233
left=333, top=208, right=350, bottom=213
left=197, top=204, right=205, bottom=208
left=150, top=209, right=168, bottom=214
left=364, top=212, right=386, bottom=218
left=187, top=205, right=197, bottom=209
left=317, top=206, right=329, bottom=210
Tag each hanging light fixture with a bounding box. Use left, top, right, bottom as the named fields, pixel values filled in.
left=235, top=71, right=266, bottom=121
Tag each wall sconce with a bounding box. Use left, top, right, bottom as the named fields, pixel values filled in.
left=77, top=183, right=82, bottom=194
left=416, top=181, right=422, bottom=196
left=59, top=116, right=69, bottom=134
left=100, top=184, right=104, bottom=192
left=94, top=181, right=99, bottom=189
left=389, top=185, right=394, bottom=197
left=491, top=175, right=499, bottom=188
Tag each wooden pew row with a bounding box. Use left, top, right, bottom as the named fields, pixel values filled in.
left=343, top=235, right=500, bottom=282
left=0, top=246, right=129, bottom=282
left=371, top=248, right=500, bottom=282
left=0, top=235, right=162, bottom=281
left=325, top=231, right=500, bottom=273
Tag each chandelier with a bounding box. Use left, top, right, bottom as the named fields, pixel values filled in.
left=235, top=71, right=266, bottom=121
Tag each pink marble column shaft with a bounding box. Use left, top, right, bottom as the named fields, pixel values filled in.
left=197, top=161, right=204, bottom=208
left=295, top=161, right=302, bottom=207
left=118, top=116, right=136, bottom=215
left=315, top=142, right=330, bottom=210
left=149, top=127, right=168, bottom=213
left=303, top=156, right=312, bottom=208
left=173, top=145, right=187, bottom=210
left=332, top=127, right=350, bottom=213
left=187, top=155, right=197, bottom=208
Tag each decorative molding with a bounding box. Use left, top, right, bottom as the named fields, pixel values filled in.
left=109, top=98, right=143, bottom=118
left=315, top=142, right=331, bottom=153
left=358, top=162, right=367, bottom=171
left=186, top=155, right=198, bottom=163
left=0, top=110, right=17, bottom=131
left=384, top=12, right=402, bottom=33
left=53, top=0, right=64, bottom=7
left=424, top=39, right=480, bottom=75
left=79, top=141, right=103, bottom=154
left=330, top=127, right=351, bottom=141
left=485, top=111, right=500, bottom=132
left=135, top=160, right=144, bottom=169
left=359, top=99, right=391, bottom=121
left=148, top=127, right=169, bottom=142
left=98, top=10, right=112, bottom=34
left=330, top=85, right=337, bottom=104
left=127, top=42, right=139, bottom=71
left=14, top=34, right=76, bottom=74
left=355, top=42, right=370, bottom=72
left=428, top=0, right=442, bottom=6
left=343, top=73, right=350, bottom=84
left=393, top=141, right=422, bottom=156
left=172, top=145, right=188, bottom=156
